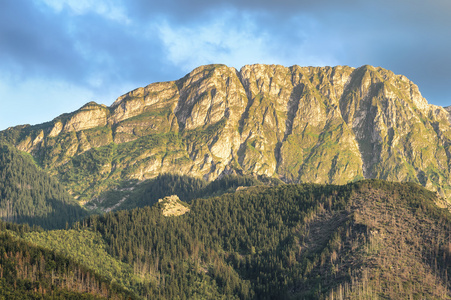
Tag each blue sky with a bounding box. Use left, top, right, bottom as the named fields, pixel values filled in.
left=1, top=0, right=450, bottom=130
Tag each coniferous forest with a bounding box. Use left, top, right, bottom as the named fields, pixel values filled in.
left=1, top=169, right=451, bottom=298
left=0, top=221, right=137, bottom=300
left=0, top=143, right=87, bottom=229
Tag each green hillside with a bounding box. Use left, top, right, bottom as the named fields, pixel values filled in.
left=3, top=180, right=448, bottom=299
left=87, top=173, right=280, bottom=212
left=0, top=143, right=88, bottom=229
left=0, top=222, right=137, bottom=299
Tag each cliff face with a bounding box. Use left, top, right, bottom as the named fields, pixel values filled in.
left=2, top=64, right=451, bottom=204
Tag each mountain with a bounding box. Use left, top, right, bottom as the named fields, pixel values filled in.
left=1, top=64, right=450, bottom=210
left=0, top=143, right=88, bottom=229
left=5, top=180, right=450, bottom=299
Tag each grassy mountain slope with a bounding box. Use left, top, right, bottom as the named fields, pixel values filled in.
left=0, top=222, right=137, bottom=299
left=0, top=143, right=88, bottom=229
left=1, top=64, right=450, bottom=210
left=6, top=180, right=448, bottom=299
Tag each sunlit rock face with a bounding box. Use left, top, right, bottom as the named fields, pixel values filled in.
left=2, top=64, right=451, bottom=202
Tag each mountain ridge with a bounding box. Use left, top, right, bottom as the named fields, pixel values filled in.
left=1, top=63, right=451, bottom=208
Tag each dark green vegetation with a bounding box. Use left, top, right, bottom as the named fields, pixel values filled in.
left=86, top=180, right=451, bottom=299
left=90, top=173, right=282, bottom=212
left=0, top=222, right=137, bottom=299
left=2, top=180, right=448, bottom=299
left=0, top=143, right=87, bottom=229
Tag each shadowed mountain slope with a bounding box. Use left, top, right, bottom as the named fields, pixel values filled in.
left=0, top=143, right=88, bottom=229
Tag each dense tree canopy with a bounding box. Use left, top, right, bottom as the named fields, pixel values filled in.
left=2, top=176, right=451, bottom=299
left=79, top=180, right=451, bottom=299
left=0, top=221, right=136, bottom=299
left=0, top=143, right=88, bottom=229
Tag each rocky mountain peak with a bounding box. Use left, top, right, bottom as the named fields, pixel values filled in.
left=1, top=64, right=451, bottom=204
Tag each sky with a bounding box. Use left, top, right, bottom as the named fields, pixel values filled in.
left=1, top=0, right=450, bottom=130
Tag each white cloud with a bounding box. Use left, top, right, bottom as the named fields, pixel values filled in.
left=35, top=0, right=130, bottom=23
left=157, top=12, right=340, bottom=72
left=157, top=16, right=273, bottom=71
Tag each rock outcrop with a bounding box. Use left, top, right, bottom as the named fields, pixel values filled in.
left=1, top=64, right=451, bottom=203
left=158, top=195, right=190, bottom=217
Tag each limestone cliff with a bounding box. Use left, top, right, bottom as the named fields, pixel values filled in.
left=446, top=106, right=451, bottom=122
left=2, top=64, right=451, bottom=205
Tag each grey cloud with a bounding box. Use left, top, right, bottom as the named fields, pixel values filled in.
left=0, top=1, right=174, bottom=90
left=127, top=0, right=361, bottom=20
left=0, top=1, right=88, bottom=80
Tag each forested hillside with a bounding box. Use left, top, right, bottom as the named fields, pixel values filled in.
left=0, top=143, right=87, bottom=229
left=0, top=221, right=137, bottom=299
left=88, top=173, right=281, bottom=212
left=5, top=180, right=446, bottom=299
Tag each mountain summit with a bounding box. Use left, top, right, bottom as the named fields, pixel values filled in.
left=1, top=64, right=450, bottom=205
